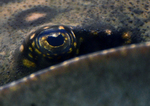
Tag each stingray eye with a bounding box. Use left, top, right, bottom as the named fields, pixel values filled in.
left=35, top=25, right=77, bottom=58
left=18, top=25, right=77, bottom=69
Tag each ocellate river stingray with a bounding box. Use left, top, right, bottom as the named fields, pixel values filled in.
left=0, top=0, right=150, bottom=105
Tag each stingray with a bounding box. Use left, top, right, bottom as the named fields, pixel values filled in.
left=0, top=0, right=150, bottom=105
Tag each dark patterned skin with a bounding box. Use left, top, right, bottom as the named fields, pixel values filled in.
left=16, top=25, right=142, bottom=75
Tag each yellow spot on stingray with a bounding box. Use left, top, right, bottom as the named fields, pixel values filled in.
left=130, top=44, right=136, bottom=48
left=35, top=48, right=42, bottom=54
left=122, top=32, right=131, bottom=39
left=29, top=47, right=33, bottom=51
left=32, top=41, right=35, bottom=47
left=122, top=32, right=131, bottom=44
left=47, top=53, right=50, bottom=55
left=43, top=26, right=49, bottom=29
left=91, top=30, right=98, bottom=35
left=30, top=33, right=35, bottom=40
left=28, top=53, right=33, bottom=58
left=10, top=82, right=16, bottom=87
left=50, top=66, right=55, bottom=70
left=58, top=26, right=65, bottom=30
left=30, top=74, right=35, bottom=78
left=62, top=61, right=68, bottom=65
left=74, top=57, right=79, bottom=61
left=68, top=48, right=72, bottom=53
left=19, top=45, right=24, bottom=52
left=105, top=29, right=112, bottom=35
left=22, top=59, right=36, bottom=68
left=74, top=42, right=77, bottom=47
left=108, top=48, right=116, bottom=53
left=125, top=40, right=131, bottom=44
left=65, top=37, right=68, bottom=40
left=22, top=77, right=28, bottom=82
left=30, top=74, right=38, bottom=81
left=102, top=50, right=108, bottom=54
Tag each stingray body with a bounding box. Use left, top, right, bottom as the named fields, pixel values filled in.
left=0, top=0, right=150, bottom=105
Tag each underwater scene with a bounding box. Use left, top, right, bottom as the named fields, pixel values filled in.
left=0, top=0, right=150, bottom=105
